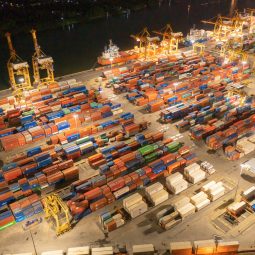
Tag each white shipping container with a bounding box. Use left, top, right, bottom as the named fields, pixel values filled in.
left=112, top=213, right=122, bottom=221
left=227, top=201, right=246, bottom=214
left=167, top=179, right=188, bottom=195
left=242, top=186, right=255, bottom=200
left=132, top=244, right=154, bottom=254
left=209, top=186, right=225, bottom=201
left=188, top=170, right=206, bottom=184
left=79, top=141, right=94, bottom=150
left=166, top=172, right=184, bottom=185
left=184, top=164, right=201, bottom=176
left=145, top=182, right=163, bottom=196
left=190, top=192, right=208, bottom=205
left=208, top=182, right=223, bottom=193
left=115, top=219, right=125, bottom=228
left=91, top=247, right=113, bottom=255
left=195, top=199, right=210, bottom=211
left=173, top=196, right=190, bottom=210
left=202, top=181, right=216, bottom=192
left=123, top=193, right=142, bottom=208
left=150, top=189, right=169, bottom=206
left=169, top=241, right=192, bottom=253
left=41, top=251, right=64, bottom=255
left=67, top=247, right=90, bottom=255
left=114, top=186, right=130, bottom=199
left=177, top=203, right=196, bottom=219
left=129, top=201, right=148, bottom=218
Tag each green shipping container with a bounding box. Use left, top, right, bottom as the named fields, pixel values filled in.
left=166, top=141, right=182, bottom=153
left=63, top=108, right=71, bottom=115
left=138, top=144, right=158, bottom=156
left=90, top=102, right=98, bottom=108
left=22, top=110, right=35, bottom=116
left=145, top=150, right=163, bottom=162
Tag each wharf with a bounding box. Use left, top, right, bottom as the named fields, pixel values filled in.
left=1, top=46, right=255, bottom=254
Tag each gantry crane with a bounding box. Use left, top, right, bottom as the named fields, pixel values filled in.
left=31, top=29, right=54, bottom=87
left=131, top=27, right=151, bottom=59
left=153, top=24, right=183, bottom=54
left=220, top=41, right=248, bottom=63
left=42, top=193, right=72, bottom=236
left=227, top=84, right=247, bottom=106
left=193, top=42, right=206, bottom=56
left=244, top=8, right=255, bottom=34
left=5, top=33, right=33, bottom=98
left=202, top=13, right=244, bottom=42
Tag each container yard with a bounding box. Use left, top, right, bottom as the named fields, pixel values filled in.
left=2, top=8, right=255, bottom=255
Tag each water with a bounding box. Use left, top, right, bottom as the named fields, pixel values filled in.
left=0, top=0, right=254, bottom=89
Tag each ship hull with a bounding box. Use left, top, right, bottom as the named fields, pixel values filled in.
left=98, top=51, right=139, bottom=65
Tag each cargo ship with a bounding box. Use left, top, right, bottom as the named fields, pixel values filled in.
left=97, top=40, right=139, bottom=66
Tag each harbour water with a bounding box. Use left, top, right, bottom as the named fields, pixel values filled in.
left=0, top=0, right=254, bottom=89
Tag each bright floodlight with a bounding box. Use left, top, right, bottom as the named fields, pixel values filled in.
left=242, top=61, right=247, bottom=65
left=18, top=77, right=25, bottom=83
left=173, top=82, right=179, bottom=86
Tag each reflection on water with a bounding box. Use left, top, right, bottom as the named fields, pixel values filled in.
left=0, top=0, right=254, bottom=89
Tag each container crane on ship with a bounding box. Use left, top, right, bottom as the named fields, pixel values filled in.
left=5, top=32, right=33, bottom=98
left=31, top=29, right=55, bottom=87
left=153, top=24, right=183, bottom=54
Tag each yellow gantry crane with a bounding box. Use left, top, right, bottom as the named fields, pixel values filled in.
left=31, top=29, right=55, bottom=87
left=244, top=8, right=255, bottom=34
left=131, top=27, right=151, bottom=59
left=193, top=42, right=205, bottom=56
left=153, top=24, right=183, bottom=54
left=202, top=13, right=244, bottom=42
left=5, top=32, right=33, bottom=98
left=221, top=41, right=248, bottom=63
left=227, top=84, right=247, bottom=106
left=42, top=193, right=72, bottom=236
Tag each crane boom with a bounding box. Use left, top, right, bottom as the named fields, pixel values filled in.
left=5, top=32, right=16, bottom=59
left=31, top=29, right=41, bottom=57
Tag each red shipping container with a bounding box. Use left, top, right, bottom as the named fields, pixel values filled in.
left=90, top=197, right=108, bottom=212
left=84, top=187, right=102, bottom=201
